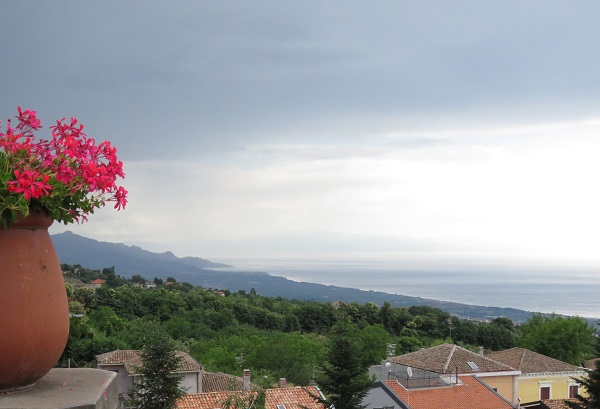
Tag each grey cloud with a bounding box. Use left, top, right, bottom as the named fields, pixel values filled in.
left=2, top=1, right=600, bottom=162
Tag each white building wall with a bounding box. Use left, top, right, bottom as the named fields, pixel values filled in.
left=180, top=372, right=200, bottom=394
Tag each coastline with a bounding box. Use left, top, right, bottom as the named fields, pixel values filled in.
left=215, top=258, right=600, bottom=319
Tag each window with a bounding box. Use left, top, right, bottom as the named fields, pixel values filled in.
left=540, top=386, right=551, bottom=400
left=539, top=382, right=552, bottom=400
left=277, top=405, right=286, bottom=409
left=569, top=384, right=579, bottom=399
left=467, top=362, right=479, bottom=370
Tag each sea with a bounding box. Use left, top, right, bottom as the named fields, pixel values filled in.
left=216, top=258, right=600, bottom=319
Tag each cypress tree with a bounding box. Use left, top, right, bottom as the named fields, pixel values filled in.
left=318, top=318, right=373, bottom=409
left=127, top=331, right=186, bottom=409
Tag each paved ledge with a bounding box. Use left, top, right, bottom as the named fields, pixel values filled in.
left=0, top=368, right=118, bottom=409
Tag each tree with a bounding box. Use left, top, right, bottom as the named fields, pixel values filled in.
left=396, top=335, right=422, bottom=355
left=114, top=319, right=163, bottom=350
left=103, top=266, right=119, bottom=287
left=68, top=335, right=129, bottom=365
left=491, top=317, right=514, bottom=331
left=282, top=312, right=301, bottom=332
left=396, top=324, right=422, bottom=354
left=88, top=306, right=124, bottom=336
left=318, top=319, right=373, bottom=409
left=359, top=325, right=390, bottom=366
left=245, top=332, right=323, bottom=385
left=478, top=321, right=515, bottom=351
left=73, top=287, right=99, bottom=310
left=567, top=359, right=600, bottom=409
left=517, top=314, right=596, bottom=365
left=127, top=331, right=186, bottom=409
left=68, top=300, right=85, bottom=315
left=59, top=316, right=94, bottom=366
left=131, top=274, right=146, bottom=285
left=295, top=303, right=336, bottom=333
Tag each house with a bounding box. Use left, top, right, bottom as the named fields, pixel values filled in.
left=177, top=385, right=327, bottom=409
left=371, top=344, right=520, bottom=405
left=97, top=351, right=256, bottom=399
left=96, top=349, right=203, bottom=397
left=362, top=376, right=515, bottom=409
left=486, top=347, right=587, bottom=406
left=90, top=278, right=106, bottom=288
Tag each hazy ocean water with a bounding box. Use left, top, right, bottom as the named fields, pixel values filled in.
left=218, top=259, right=600, bottom=319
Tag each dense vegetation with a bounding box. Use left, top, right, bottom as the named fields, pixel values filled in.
left=61, top=264, right=597, bottom=386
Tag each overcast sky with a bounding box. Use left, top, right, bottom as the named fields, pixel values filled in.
left=2, top=1, right=600, bottom=266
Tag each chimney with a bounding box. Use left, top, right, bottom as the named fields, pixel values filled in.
left=478, top=346, right=484, bottom=356
left=197, top=365, right=204, bottom=393
left=243, top=369, right=251, bottom=390
left=279, top=378, right=287, bottom=388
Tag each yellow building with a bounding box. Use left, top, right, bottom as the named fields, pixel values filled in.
left=487, top=347, right=586, bottom=407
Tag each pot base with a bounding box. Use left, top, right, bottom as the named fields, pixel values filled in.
left=0, top=382, right=36, bottom=394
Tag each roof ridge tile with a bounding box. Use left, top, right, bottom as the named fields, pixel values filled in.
left=443, top=344, right=457, bottom=373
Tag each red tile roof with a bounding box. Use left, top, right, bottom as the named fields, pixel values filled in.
left=584, top=358, right=599, bottom=370
left=266, top=387, right=325, bottom=409
left=541, top=399, right=578, bottom=409
left=180, top=390, right=250, bottom=409
left=388, top=344, right=515, bottom=374
left=202, top=372, right=249, bottom=392
left=177, top=386, right=326, bottom=409
left=486, top=348, right=581, bottom=374
left=96, top=349, right=201, bottom=374
left=96, top=349, right=139, bottom=364
left=384, top=376, right=513, bottom=409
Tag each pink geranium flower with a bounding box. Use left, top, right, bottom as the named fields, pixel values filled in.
left=0, top=107, right=127, bottom=227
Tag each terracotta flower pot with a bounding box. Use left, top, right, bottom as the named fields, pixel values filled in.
left=0, top=210, right=70, bottom=392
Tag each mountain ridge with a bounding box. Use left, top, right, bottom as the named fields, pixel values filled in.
left=52, top=231, right=232, bottom=273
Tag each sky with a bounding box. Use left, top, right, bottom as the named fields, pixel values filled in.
left=2, top=1, right=600, bottom=267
